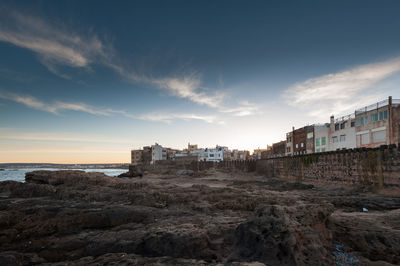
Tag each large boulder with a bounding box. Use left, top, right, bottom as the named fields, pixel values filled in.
left=235, top=204, right=334, bottom=265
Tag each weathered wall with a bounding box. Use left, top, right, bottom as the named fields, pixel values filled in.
left=205, top=144, right=400, bottom=188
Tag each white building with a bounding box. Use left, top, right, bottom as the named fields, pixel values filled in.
left=205, top=148, right=223, bottom=162
left=314, top=115, right=356, bottom=152
left=329, top=115, right=356, bottom=151
left=151, top=143, right=167, bottom=163
left=314, top=123, right=329, bottom=153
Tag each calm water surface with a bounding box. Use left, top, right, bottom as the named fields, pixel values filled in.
left=0, top=168, right=127, bottom=182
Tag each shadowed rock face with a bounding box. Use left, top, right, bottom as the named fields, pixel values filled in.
left=0, top=170, right=399, bottom=265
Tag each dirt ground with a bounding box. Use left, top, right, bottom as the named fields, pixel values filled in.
left=0, top=169, right=399, bottom=265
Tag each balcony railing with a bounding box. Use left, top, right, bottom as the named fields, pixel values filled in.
left=334, top=113, right=355, bottom=123
left=355, top=99, right=390, bottom=115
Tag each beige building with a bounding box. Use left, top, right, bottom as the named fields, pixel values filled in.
left=355, top=96, right=400, bottom=148
left=188, top=143, right=198, bottom=152
left=131, top=149, right=143, bottom=165
left=253, top=148, right=269, bottom=159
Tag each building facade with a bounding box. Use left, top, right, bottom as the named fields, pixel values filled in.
left=314, top=123, right=329, bottom=153
left=329, top=114, right=356, bottom=151
left=131, top=149, right=143, bottom=165
left=203, top=148, right=223, bottom=162
left=187, top=143, right=198, bottom=152
left=253, top=148, right=269, bottom=159
left=290, top=125, right=314, bottom=155
left=272, top=140, right=286, bottom=157
left=355, top=97, right=400, bottom=148
left=151, top=143, right=167, bottom=163
left=285, top=131, right=293, bottom=156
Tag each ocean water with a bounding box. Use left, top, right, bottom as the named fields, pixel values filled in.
left=0, top=168, right=127, bottom=182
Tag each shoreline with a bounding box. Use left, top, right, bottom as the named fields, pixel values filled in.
left=0, top=169, right=399, bottom=265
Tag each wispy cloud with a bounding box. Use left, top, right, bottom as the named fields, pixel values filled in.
left=0, top=91, right=224, bottom=124
left=0, top=9, right=261, bottom=116
left=219, top=100, right=261, bottom=117
left=283, top=57, right=400, bottom=119
left=0, top=10, right=226, bottom=108
left=138, top=113, right=218, bottom=124
left=0, top=128, right=133, bottom=144
left=153, top=76, right=225, bottom=108
left=0, top=10, right=106, bottom=76
left=0, top=91, right=123, bottom=116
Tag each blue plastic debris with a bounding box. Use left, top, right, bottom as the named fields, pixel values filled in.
left=332, top=243, right=360, bottom=265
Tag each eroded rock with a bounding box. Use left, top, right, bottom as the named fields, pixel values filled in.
left=0, top=170, right=399, bottom=265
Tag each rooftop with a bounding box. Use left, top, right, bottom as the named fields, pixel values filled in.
left=355, top=98, right=400, bottom=115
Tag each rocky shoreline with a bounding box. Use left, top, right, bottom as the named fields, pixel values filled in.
left=0, top=170, right=399, bottom=265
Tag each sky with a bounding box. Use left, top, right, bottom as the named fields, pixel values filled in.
left=1, top=0, right=400, bottom=163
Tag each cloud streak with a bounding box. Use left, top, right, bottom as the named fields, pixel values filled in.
left=283, top=57, right=400, bottom=119
left=0, top=9, right=262, bottom=117
left=0, top=127, right=134, bottom=144
left=0, top=10, right=227, bottom=109
left=0, top=10, right=106, bottom=75
left=0, top=91, right=225, bottom=124
left=138, top=113, right=219, bottom=124
left=0, top=91, right=125, bottom=116
left=219, top=100, right=261, bottom=117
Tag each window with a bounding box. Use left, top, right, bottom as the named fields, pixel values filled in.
left=371, top=113, right=378, bottom=122
left=378, top=110, right=388, bottom=120
left=361, top=133, right=370, bottom=145
left=335, top=124, right=339, bottom=131
left=332, top=136, right=338, bottom=143
left=321, top=148, right=325, bottom=152
left=295, top=144, right=298, bottom=148
left=373, top=130, right=386, bottom=143
left=351, top=121, right=355, bottom=127
left=340, top=122, right=346, bottom=129
left=316, top=138, right=320, bottom=146
left=316, top=149, right=320, bottom=153
left=300, top=142, right=304, bottom=147
left=321, top=137, right=326, bottom=145
left=340, top=135, right=346, bottom=142
left=356, top=117, right=364, bottom=126
left=209, top=154, right=214, bottom=157
left=364, top=116, right=368, bottom=124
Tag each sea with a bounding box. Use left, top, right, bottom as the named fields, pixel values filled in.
left=0, top=168, right=127, bottom=182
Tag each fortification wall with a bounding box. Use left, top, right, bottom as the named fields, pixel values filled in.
left=198, top=145, right=400, bottom=188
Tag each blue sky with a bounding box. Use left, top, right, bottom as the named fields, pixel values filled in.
left=1, top=0, right=400, bottom=163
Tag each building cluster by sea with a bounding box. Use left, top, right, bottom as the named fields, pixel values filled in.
left=131, top=96, right=400, bottom=165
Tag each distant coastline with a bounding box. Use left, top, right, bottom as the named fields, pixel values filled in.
left=0, top=163, right=129, bottom=170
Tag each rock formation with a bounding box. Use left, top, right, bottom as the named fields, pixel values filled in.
left=0, top=170, right=399, bottom=265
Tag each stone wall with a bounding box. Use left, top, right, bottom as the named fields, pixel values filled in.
left=203, top=144, right=400, bottom=188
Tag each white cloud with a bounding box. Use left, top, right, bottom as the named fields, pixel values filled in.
left=0, top=91, right=223, bottom=124
left=153, top=76, right=225, bottom=108
left=0, top=91, right=120, bottom=116
left=219, top=100, right=261, bottom=117
left=139, top=113, right=218, bottom=124
left=283, top=57, right=400, bottom=119
left=0, top=9, right=261, bottom=116
left=0, top=10, right=226, bottom=108
left=0, top=11, right=106, bottom=75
